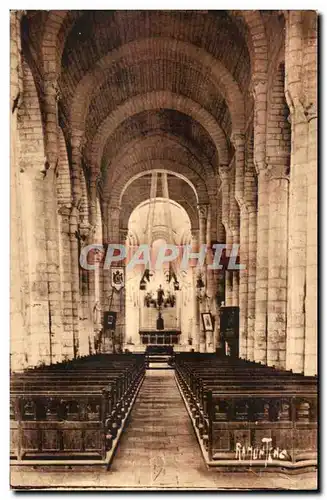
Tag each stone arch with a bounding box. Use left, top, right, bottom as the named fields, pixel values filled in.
left=41, top=10, right=268, bottom=91
left=86, top=91, right=230, bottom=169
left=109, top=160, right=209, bottom=207
left=104, top=133, right=216, bottom=193
left=232, top=10, right=268, bottom=81
left=120, top=169, right=199, bottom=206
left=266, top=62, right=291, bottom=168
left=41, top=11, right=68, bottom=76
left=70, top=38, right=245, bottom=134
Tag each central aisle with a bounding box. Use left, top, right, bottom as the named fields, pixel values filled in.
left=110, top=368, right=211, bottom=487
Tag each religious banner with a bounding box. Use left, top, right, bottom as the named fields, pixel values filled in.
left=111, top=267, right=125, bottom=291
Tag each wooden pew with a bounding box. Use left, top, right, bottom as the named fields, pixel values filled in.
left=10, top=354, right=145, bottom=465
left=175, top=353, right=318, bottom=471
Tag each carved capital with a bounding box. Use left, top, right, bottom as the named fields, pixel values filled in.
left=109, top=206, right=121, bottom=220
left=304, top=102, right=317, bottom=122
left=197, top=204, right=209, bottom=220
left=44, top=78, right=61, bottom=102
left=230, top=132, right=245, bottom=148
left=218, top=165, right=230, bottom=182
left=250, top=77, right=268, bottom=100
left=71, top=131, right=86, bottom=152
left=267, top=163, right=290, bottom=181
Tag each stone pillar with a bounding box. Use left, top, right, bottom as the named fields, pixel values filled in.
left=106, top=206, right=123, bottom=352
left=285, top=12, right=309, bottom=373
left=191, top=231, right=201, bottom=351
left=265, top=60, right=292, bottom=369
left=244, top=131, right=257, bottom=361
left=267, top=166, right=289, bottom=368
left=197, top=204, right=209, bottom=352
left=251, top=75, right=268, bottom=364
left=119, top=228, right=128, bottom=349
left=304, top=103, right=317, bottom=375
left=215, top=186, right=225, bottom=351
left=43, top=76, right=63, bottom=363
left=254, top=169, right=270, bottom=364
left=304, top=12, right=318, bottom=376
left=69, top=130, right=85, bottom=357
left=205, top=206, right=217, bottom=353
left=233, top=133, right=247, bottom=357
left=229, top=164, right=240, bottom=307
left=10, top=11, right=26, bottom=371
left=219, top=165, right=233, bottom=306
left=58, top=206, right=75, bottom=360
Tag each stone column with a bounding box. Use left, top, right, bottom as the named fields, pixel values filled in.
left=215, top=186, right=225, bottom=351
left=106, top=206, right=123, bottom=352
left=285, top=12, right=308, bottom=373
left=58, top=206, right=75, bottom=360
left=197, top=204, right=209, bottom=352
left=254, top=169, right=270, bottom=364
left=304, top=103, right=317, bottom=375
left=233, top=133, right=247, bottom=357
left=251, top=75, right=268, bottom=364
left=119, top=228, right=128, bottom=349
left=69, top=130, right=85, bottom=357
left=304, top=12, right=318, bottom=376
left=229, top=164, right=240, bottom=307
left=43, top=76, right=63, bottom=364
left=10, top=11, right=27, bottom=370
left=219, top=165, right=233, bottom=306
left=244, top=132, right=257, bottom=361
left=191, top=231, right=201, bottom=351
left=205, top=206, right=217, bottom=353
left=267, top=166, right=289, bottom=368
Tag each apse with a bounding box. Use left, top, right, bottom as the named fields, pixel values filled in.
left=125, top=192, right=195, bottom=350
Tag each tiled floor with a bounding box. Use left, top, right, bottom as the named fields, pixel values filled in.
left=11, top=370, right=317, bottom=490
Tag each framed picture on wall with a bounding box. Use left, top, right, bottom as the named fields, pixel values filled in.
left=202, top=312, right=213, bottom=332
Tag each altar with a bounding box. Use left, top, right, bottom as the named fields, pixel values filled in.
left=139, top=329, right=181, bottom=345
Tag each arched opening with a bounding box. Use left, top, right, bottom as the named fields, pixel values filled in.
left=125, top=196, right=195, bottom=350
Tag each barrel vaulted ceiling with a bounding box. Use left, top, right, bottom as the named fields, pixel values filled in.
left=23, top=10, right=260, bottom=207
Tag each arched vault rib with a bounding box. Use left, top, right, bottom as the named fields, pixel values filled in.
left=120, top=178, right=198, bottom=230
left=40, top=10, right=268, bottom=88
left=102, top=133, right=217, bottom=190
left=101, top=109, right=219, bottom=168
left=119, top=170, right=199, bottom=206
left=107, top=160, right=210, bottom=207
left=69, top=38, right=245, bottom=135
left=87, top=91, right=230, bottom=170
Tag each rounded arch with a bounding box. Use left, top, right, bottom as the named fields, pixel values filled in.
left=86, top=91, right=230, bottom=169
left=103, top=133, right=216, bottom=191
left=109, top=159, right=209, bottom=207
left=120, top=169, right=199, bottom=206
left=70, top=38, right=245, bottom=134
left=266, top=61, right=291, bottom=167
left=41, top=10, right=268, bottom=88
left=230, top=10, right=268, bottom=81
left=128, top=197, right=192, bottom=245
left=18, top=56, right=45, bottom=172
left=41, top=11, right=68, bottom=75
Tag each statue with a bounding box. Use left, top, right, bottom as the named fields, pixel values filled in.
left=157, top=284, right=165, bottom=307
left=93, top=301, right=102, bottom=326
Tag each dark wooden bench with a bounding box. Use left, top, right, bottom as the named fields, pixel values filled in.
left=10, top=354, right=146, bottom=465
left=175, top=353, right=318, bottom=471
